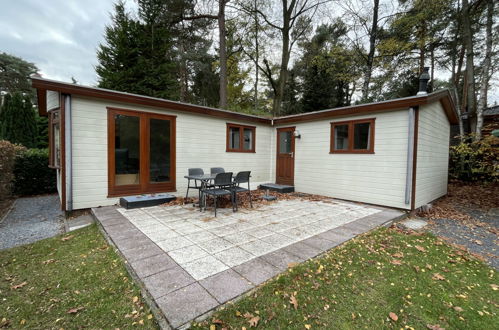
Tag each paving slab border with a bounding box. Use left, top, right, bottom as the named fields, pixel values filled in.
left=92, top=203, right=406, bottom=329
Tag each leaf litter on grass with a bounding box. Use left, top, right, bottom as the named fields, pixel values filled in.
left=190, top=226, right=498, bottom=330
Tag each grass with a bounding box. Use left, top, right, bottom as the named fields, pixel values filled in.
left=0, top=224, right=158, bottom=329
left=193, top=227, right=498, bottom=330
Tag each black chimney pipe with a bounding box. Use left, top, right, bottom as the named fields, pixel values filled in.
left=417, top=67, right=430, bottom=95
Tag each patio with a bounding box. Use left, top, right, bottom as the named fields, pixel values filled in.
left=92, top=196, right=405, bottom=328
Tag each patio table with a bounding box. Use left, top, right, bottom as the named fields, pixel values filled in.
left=183, top=174, right=216, bottom=210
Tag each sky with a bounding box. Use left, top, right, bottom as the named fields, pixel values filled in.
left=0, top=0, right=137, bottom=86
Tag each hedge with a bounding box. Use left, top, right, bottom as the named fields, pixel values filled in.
left=0, top=140, right=26, bottom=200
left=13, top=148, right=57, bottom=196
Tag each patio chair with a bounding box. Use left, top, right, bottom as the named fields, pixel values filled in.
left=210, top=167, right=225, bottom=175
left=186, top=168, right=204, bottom=200
left=231, top=171, right=252, bottom=211
left=201, top=172, right=234, bottom=216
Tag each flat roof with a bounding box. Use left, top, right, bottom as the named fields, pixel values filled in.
left=32, top=77, right=458, bottom=125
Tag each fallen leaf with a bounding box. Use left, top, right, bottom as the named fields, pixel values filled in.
left=432, top=273, right=445, bottom=281
left=389, top=312, right=398, bottom=321
left=288, top=262, right=299, bottom=268
left=392, top=252, right=404, bottom=258
left=61, top=235, right=75, bottom=242
left=490, top=284, right=498, bottom=291
left=305, top=324, right=312, bottom=329
left=210, top=325, right=216, bottom=330
left=42, top=259, right=56, bottom=265
left=11, top=281, right=27, bottom=289
left=391, top=259, right=403, bottom=265
left=453, top=306, right=463, bottom=312
left=212, top=319, right=223, bottom=324
left=0, top=318, right=10, bottom=327
left=290, top=295, right=298, bottom=310
left=132, top=296, right=139, bottom=303
left=415, top=245, right=426, bottom=252
left=427, top=324, right=445, bottom=330
left=147, top=314, right=153, bottom=320
left=67, top=307, right=84, bottom=314
left=473, top=240, right=483, bottom=245
left=248, top=316, right=260, bottom=327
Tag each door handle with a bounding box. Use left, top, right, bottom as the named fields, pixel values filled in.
left=290, top=152, right=294, bottom=158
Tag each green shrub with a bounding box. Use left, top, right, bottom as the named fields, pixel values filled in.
left=449, top=134, right=499, bottom=182
left=13, top=148, right=57, bottom=196
left=0, top=140, right=26, bottom=200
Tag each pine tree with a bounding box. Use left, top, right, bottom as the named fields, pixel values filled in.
left=0, top=92, right=37, bottom=148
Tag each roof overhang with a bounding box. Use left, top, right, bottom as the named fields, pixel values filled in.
left=273, top=90, right=458, bottom=125
left=32, top=77, right=458, bottom=125
left=31, top=77, right=272, bottom=125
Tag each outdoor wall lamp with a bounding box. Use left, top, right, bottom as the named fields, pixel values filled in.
left=293, top=130, right=301, bottom=139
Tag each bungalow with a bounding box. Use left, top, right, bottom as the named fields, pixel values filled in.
left=31, top=75, right=458, bottom=213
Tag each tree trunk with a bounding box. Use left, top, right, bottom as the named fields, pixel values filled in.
left=452, top=46, right=466, bottom=140
left=272, top=0, right=291, bottom=116
left=462, top=0, right=477, bottom=132
left=179, top=40, right=188, bottom=102
left=218, top=0, right=228, bottom=109
left=361, top=0, right=379, bottom=102
left=475, top=0, right=493, bottom=140
left=418, top=23, right=426, bottom=74
left=253, top=0, right=259, bottom=112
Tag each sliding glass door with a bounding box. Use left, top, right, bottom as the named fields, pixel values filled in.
left=108, top=108, right=176, bottom=196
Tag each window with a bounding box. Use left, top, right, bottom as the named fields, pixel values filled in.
left=226, top=123, right=255, bottom=152
left=48, top=110, right=61, bottom=168
left=330, top=118, right=375, bottom=153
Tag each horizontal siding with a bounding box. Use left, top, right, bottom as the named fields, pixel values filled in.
left=47, top=91, right=60, bottom=111
left=275, top=111, right=412, bottom=209
left=70, top=96, right=273, bottom=210
left=415, top=102, right=450, bottom=208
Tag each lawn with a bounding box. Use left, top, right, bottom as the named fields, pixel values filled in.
left=193, top=227, right=498, bottom=329
left=0, top=224, right=158, bottom=329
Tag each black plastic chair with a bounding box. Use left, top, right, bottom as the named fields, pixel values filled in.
left=186, top=168, right=204, bottom=200
left=231, top=171, right=252, bottom=211
left=201, top=172, right=234, bottom=216
left=210, top=167, right=225, bottom=175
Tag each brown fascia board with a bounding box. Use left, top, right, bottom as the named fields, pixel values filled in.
left=31, top=77, right=272, bottom=125
left=32, top=76, right=458, bottom=125
left=273, top=90, right=459, bottom=125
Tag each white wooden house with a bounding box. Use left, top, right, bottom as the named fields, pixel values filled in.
left=32, top=77, right=458, bottom=212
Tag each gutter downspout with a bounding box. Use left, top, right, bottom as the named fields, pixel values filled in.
left=405, top=107, right=415, bottom=205
left=64, top=95, right=73, bottom=212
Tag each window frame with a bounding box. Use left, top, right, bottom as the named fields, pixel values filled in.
left=48, top=109, right=61, bottom=168
left=226, top=123, right=256, bottom=153
left=330, top=118, right=375, bottom=154
left=107, top=107, right=176, bottom=197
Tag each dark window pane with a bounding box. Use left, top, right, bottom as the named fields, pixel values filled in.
left=229, top=127, right=240, bottom=149
left=334, top=124, right=349, bottom=150
left=354, top=122, right=371, bottom=149
left=115, top=114, right=140, bottom=185
left=243, top=128, right=253, bottom=150
left=279, top=131, right=292, bottom=153
left=150, top=118, right=171, bottom=183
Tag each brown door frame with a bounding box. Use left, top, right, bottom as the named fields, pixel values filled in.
left=276, top=126, right=295, bottom=185
left=107, top=107, right=176, bottom=197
